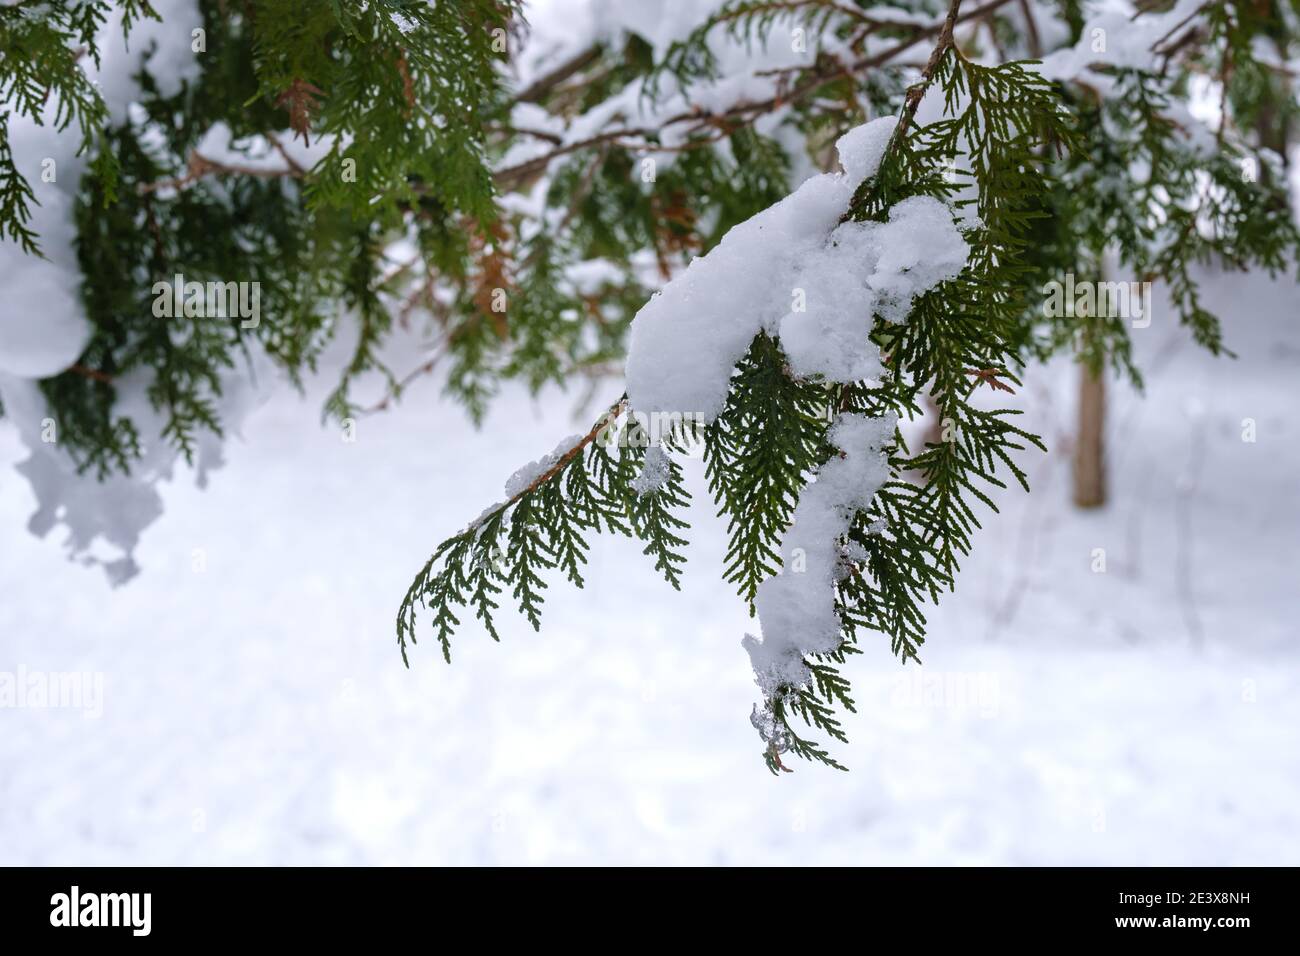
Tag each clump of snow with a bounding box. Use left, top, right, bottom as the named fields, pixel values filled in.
left=868, top=196, right=970, bottom=323
left=631, top=445, right=671, bottom=496
left=743, top=412, right=896, bottom=697
left=624, top=117, right=967, bottom=418
left=779, top=196, right=968, bottom=382
left=503, top=434, right=582, bottom=499
left=834, top=119, right=897, bottom=184
left=0, top=107, right=93, bottom=378
left=778, top=220, right=886, bottom=384
left=623, top=117, right=902, bottom=421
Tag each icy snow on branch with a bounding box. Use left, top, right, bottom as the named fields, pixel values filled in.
left=503, top=433, right=585, bottom=499
left=620, top=116, right=967, bottom=712
left=744, top=411, right=898, bottom=696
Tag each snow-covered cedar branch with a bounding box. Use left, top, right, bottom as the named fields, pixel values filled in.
left=399, top=0, right=1088, bottom=773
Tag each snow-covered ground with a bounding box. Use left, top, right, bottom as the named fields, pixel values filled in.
left=1, top=268, right=1297, bottom=865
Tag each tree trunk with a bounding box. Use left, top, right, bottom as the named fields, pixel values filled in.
left=1072, top=363, right=1106, bottom=508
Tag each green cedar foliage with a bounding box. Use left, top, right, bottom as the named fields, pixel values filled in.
left=397, top=399, right=694, bottom=665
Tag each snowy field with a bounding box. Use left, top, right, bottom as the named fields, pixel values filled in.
left=1, top=267, right=1297, bottom=865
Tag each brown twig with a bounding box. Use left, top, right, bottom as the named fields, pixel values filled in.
left=1149, top=1, right=1211, bottom=54
left=881, top=0, right=964, bottom=156
left=266, top=131, right=306, bottom=176
left=1018, top=0, right=1042, bottom=59
left=69, top=363, right=113, bottom=384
